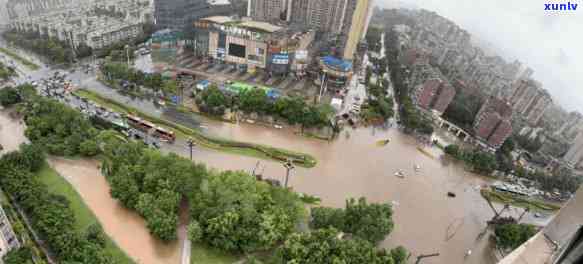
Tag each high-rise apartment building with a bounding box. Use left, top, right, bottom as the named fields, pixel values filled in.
left=339, top=0, right=372, bottom=60
left=473, top=97, right=513, bottom=148
left=524, top=89, right=552, bottom=125
left=154, top=0, right=234, bottom=31
left=556, top=112, right=583, bottom=140
left=508, top=78, right=551, bottom=125
left=564, top=132, right=583, bottom=168
left=248, top=0, right=288, bottom=22
left=408, top=62, right=456, bottom=115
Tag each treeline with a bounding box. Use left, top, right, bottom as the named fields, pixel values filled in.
left=444, top=144, right=498, bottom=174
left=494, top=223, right=537, bottom=251
left=361, top=77, right=395, bottom=124
left=3, top=30, right=79, bottom=64
left=100, top=62, right=178, bottom=96
left=0, top=144, right=113, bottom=263
left=23, top=95, right=100, bottom=156
left=280, top=197, right=405, bottom=263
left=0, top=61, right=16, bottom=81
left=102, top=137, right=307, bottom=252
left=4, top=23, right=154, bottom=65
left=385, top=30, right=433, bottom=134
left=198, top=86, right=334, bottom=129
left=515, top=166, right=582, bottom=194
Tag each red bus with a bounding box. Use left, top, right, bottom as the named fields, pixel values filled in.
left=126, top=114, right=176, bottom=143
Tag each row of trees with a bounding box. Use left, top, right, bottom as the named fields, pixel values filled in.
left=360, top=76, right=395, bottom=123
left=311, top=197, right=394, bottom=244
left=0, top=62, right=16, bottom=81
left=0, top=144, right=113, bottom=263
left=100, top=62, right=178, bottom=96
left=198, top=86, right=334, bottom=129
left=3, top=31, right=77, bottom=64
left=444, top=144, right=498, bottom=174
left=0, top=86, right=22, bottom=107
left=385, top=30, right=433, bottom=135
left=278, top=228, right=408, bottom=264
left=22, top=94, right=100, bottom=156
left=100, top=139, right=198, bottom=241
left=279, top=197, right=406, bottom=263
left=494, top=223, right=537, bottom=250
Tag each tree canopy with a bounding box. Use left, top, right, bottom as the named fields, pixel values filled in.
left=278, top=228, right=407, bottom=264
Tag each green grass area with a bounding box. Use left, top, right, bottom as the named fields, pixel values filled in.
left=37, top=163, right=134, bottom=264
left=0, top=47, right=40, bottom=70
left=481, top=189, right=561, bottom=212
left=73, top=89, right=318, bottom=168
left=191, top=243, right=238, bottom=264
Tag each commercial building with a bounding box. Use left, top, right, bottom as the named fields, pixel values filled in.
left=564, top=132, right=583, bottom=168
left=409, top=62, right=456, bottom=115
left=0, top=204, right=20, bottom=261
left=473, top=97, right=513, bottom=149
left=154, top=0, right=236, bottom=31
left=192, top=16, right=315, bottom=74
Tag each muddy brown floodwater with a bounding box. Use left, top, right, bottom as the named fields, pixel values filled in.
left=1, top=107, right=508, bottom=264
left=48, top=158, right=185, bottom=264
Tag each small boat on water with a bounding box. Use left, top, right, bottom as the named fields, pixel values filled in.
left=414, top=164, right=421, bottom=172
left=376, top=139, right=391, bottom=146
left=394, top=170, right=405, bottom=178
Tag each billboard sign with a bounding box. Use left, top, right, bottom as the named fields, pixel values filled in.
left=272, top=53, right=290, bottom=65
left=295, top=50, right=308, bottom=60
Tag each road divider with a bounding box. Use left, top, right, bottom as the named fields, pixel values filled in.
left=73, top=89, right=318, bottom=168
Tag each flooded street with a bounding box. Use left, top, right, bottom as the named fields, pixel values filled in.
left=47, top=157, right=184, bottom=264
left=0, top=109, right=27, bottom=152
left=0, top=101, right=540, bottom=264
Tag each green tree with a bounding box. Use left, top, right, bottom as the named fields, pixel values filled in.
left=0, top=87, right=21, bottom=107
left=187, top=220, right=203, bottom=242
left=239, top=88, right=270, bottom=114
left=444, top=145, right=461, bottom=158
left=310, top=207, right=345, bottom=230
left=343, top=197, right=394, bottom=244
left=278, top=228, right=403, bottom=264
left=2, top=247, right=34, bottom=264
left=494, top=223, right=537, bottom=250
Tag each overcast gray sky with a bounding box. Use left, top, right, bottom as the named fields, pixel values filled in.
left=377, top=0, right=583, bottom=113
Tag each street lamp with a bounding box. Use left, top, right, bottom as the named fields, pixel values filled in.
left=187, top=138, right=196, bottom=160
left=283, top=159, right=295, bottom=188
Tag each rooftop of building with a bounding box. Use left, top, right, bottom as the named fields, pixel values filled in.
left=200, top=16, right=283, bottom=33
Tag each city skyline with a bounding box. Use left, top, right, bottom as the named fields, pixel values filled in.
left=377, top=0, right=583, bottom=113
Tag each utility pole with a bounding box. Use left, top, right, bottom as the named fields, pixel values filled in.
left=125, top=45, right=130, bottom=67
left=283, top=159, right=295, bottom=188
left=415, top=253, right=440, bottom=264
left=187, top=138, right=196, bottom=160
